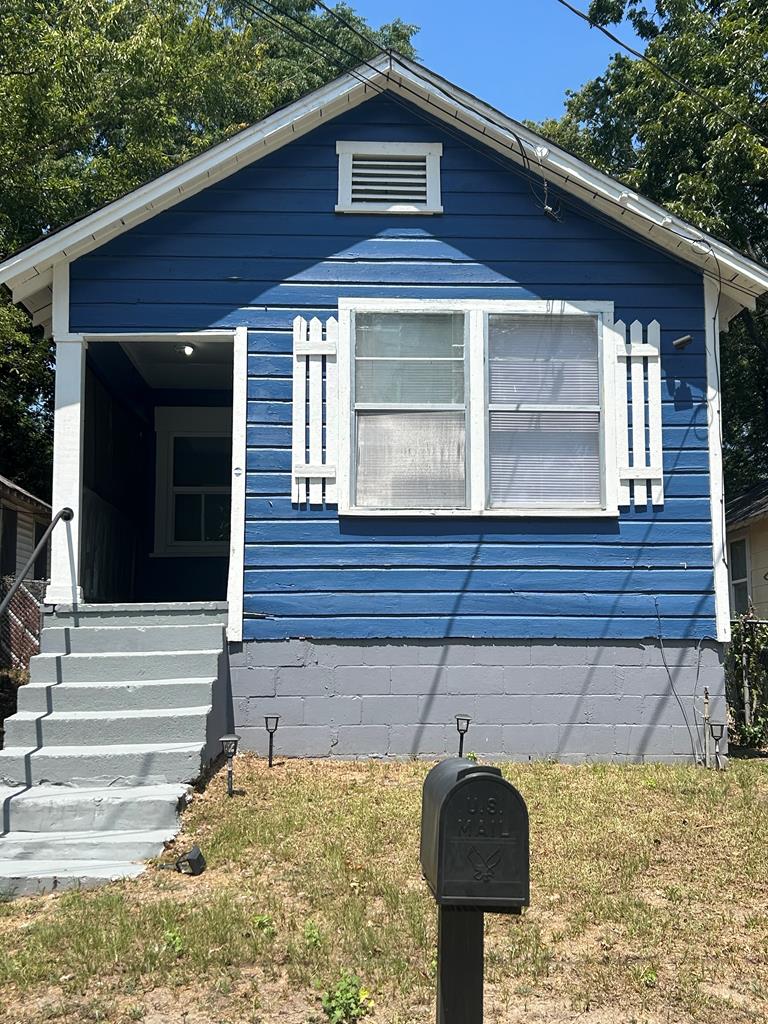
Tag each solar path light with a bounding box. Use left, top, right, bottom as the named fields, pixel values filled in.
left=220, top=733, right=240, bottom=796
left=455, top=714, right=471, bottom=758
left=264, top=714, right=280, bottom=767
left=709, top=722, right=725, bottom=771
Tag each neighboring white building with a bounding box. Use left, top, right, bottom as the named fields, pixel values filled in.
left=0, top=474, right=51, bottom=582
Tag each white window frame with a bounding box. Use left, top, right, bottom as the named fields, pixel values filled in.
left=335, top=141, right=443, bottom=215
left=728, top=531, right=751, bottom=615
left=154, top=406, right=233, bottom=557
left=337, top=298, right=618, bottom=518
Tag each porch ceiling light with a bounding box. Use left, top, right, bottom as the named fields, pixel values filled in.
left=176, top=343, right=195, bottom=357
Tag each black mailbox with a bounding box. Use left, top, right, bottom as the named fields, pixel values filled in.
left=420, top=758, right=529, bottom=912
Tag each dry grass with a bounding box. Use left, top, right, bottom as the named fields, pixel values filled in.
left=0, top=756, right=766, bottom=1024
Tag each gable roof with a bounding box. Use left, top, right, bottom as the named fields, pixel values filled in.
left=0, top=474, right=50, bottom=515
left=3, top=52, right=767, bottom=336
left=726, top=480, right=768, bottom=529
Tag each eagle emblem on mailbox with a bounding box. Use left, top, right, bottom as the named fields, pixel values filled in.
left=468, top=846, right=502, bottom=882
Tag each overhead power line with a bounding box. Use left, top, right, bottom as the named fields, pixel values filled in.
left=553, top=0, right=768, bottom=145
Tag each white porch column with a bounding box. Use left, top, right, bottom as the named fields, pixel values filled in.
left=45, top=337, right=87, bottom=605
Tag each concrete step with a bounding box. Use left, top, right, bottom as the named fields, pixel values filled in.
left=30, top=649, right=222, bottom=684
left=0, top=827, right=175, bottom=861
left=41, top=623, right=226, bottom=655
left=0, top=741, right=205, bottom=787
left=45, top=602, right=228, bottom=628
left=0, top=860, right=146, bottom=897
left=3, top=707, right=212, bottom=748
left=17, top=678, right=215, bottom=713
left=0, top=783, right=190, bottom=833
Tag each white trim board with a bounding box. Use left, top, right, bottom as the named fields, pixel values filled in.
left=226, top=326, right=248, bottom=641
left=2, top=53, right=766, bottom=319
left=704, top=277, right=730, bottom=642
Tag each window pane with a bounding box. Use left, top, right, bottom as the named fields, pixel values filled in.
left=173, top=436, right=231, bottom=487
left=733, top=581, right=749, bottom=615
left=174, top=493, right=202, bottom=541
left=355, top=358, right=465, bottom=404
left=489, top=411, right=601, bottom=507
left=730, top=539, right=747, bottom=581
left=355, top=313, right=465, bottom=358
left=354, top=312, right=465, bottom=405
left=488, top=314, right=599, bottom=405
left=355, top=411, right=466, bottom=508
left=204, top=493, right=231, bottom=542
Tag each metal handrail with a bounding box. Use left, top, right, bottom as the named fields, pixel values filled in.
left=0, top=507, right=74, bottom=620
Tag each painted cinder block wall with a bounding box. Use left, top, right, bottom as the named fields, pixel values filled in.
left=69, top=93, right=723, bottom=760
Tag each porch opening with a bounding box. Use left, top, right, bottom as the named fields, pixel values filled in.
left=81, top=339, right=234, bottom=603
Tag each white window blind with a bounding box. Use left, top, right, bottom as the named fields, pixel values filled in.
left=353, top=312, right=466, bottom=508
left=488, top=314, right=602, bottom=508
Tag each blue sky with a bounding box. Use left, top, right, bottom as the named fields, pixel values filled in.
left=348, top=0, right=642, bottom=123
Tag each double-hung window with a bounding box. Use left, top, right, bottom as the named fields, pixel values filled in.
left=338, top=299, right=617, bottom=516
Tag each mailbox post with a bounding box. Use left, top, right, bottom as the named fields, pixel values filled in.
left=420, top=758, right=530, bottom=1024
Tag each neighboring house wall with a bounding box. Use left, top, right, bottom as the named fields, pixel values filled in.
left=0, top=500, right=50, bottom=581
left=68, top=94, right=722, bottom=760
left=727, top=521, right=768, bottom=619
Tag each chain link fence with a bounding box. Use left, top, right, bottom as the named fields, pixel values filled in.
left=0, top=575, right=45, bottom=747
left=725, top=614, right=768, bottom=749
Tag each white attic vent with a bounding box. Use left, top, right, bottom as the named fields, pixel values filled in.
left=336, top=141, right=443, bottom=214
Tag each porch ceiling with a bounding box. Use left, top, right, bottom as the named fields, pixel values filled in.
left=120, top=338, right=233, bottom=390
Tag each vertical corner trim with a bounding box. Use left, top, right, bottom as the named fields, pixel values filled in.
left=704, top=278, right=730, bottom=642
left=227, top=326, right=248, bottom=642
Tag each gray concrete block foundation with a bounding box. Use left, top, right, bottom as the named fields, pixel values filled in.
left=230, top=638, right=725, bottom=763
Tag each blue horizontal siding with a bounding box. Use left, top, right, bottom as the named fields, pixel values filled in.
left=68, top=92, right=717, bottom=640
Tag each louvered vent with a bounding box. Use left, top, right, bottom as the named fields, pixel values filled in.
left=350, top=153, right=429, bottom=206
left=336, top=141, right=443, bottom=214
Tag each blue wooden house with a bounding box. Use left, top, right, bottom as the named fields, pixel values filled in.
left=1, top=53, right=767, bottom=815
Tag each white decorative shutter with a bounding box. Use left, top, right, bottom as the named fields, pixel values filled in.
left=614, top=319, right=664, bottom=507
left=292, top=316, right=338, bottom=505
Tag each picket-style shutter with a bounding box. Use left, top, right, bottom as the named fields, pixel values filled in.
left=292, top=316, right=338, bottom=505
left=614, top=319, right=663, bottom=507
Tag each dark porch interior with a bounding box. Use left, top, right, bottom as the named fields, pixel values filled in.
left=82, top=340, right=233, bottom=603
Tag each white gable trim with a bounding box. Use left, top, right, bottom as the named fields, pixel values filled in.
left=2, top=52, right=766, bottom=315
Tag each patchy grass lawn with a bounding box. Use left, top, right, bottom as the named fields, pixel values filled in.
left=0, top=757, right=766, bottom=1024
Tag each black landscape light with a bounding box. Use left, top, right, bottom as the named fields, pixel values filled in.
left=709, top=722, right=725, bottom=770
left=176, top=845, right=206, bottom=876
left=455, top=714, right=471, bottom=758
left=220, top=733, right=241, bottom=796
left=264, top=714, right=280, bottom=767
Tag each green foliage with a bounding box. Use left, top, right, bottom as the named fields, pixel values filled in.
left=253, top=912, right=276, bottom=939
left=533, top=1, right=768, bottom=496
left=0, top=1, right=416, bottom=494
left=303, top=919, right=322, bottom=948
left=321, top=970, right=373, bottom=1024
left=725, top=611, right=768, bottom=747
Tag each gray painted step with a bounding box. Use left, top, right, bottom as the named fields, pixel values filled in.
left=41, top=623, right=226, bottom=655
left=45, top=602, right=228, bottom=628
left=0, top=827, right=175, bottom=861
left=30, top=650, right=222, bottom=684
left=0, top=741, right=205, bottom=787
left=0, top=860, right=146, bottom=897
left=0, top=783, right=190, bottom=833
left=17, top=678, right=216, bottom=713
left=4, top=707, right=211, bottom=748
